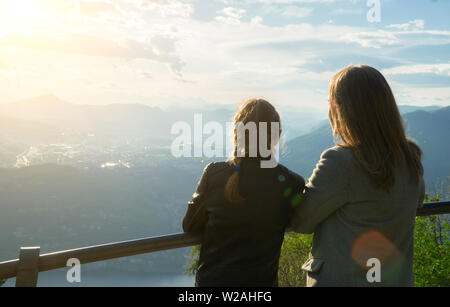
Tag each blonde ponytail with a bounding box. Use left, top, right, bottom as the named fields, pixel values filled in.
left=225, top=158, right=245, bottom=204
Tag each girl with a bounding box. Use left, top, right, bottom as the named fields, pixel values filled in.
left=292, top=65, right=425, bottom=286
left=183, top=98, right=305, bottom=287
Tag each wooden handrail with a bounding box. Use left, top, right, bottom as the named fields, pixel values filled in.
left=0, top=201, right=449, bottom=285
left=417, top=201, right=450, bottom=216
left=0, top=233, right=202, bottom=281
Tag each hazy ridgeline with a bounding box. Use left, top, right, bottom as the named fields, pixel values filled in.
left=0, top=96, right=448, bottom=284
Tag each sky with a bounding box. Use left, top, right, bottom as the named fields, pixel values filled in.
left=0, top=0, right=449, bottom=111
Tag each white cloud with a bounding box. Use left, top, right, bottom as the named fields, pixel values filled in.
left=387, top=20, right=425, bottom=31
left=221, top=7, right=246, bottom=19
left=251, top=16, right=264, bottom=25
left=79, top=0, right=125, bottom=19
left=216, top=0, right=234, bottom=4
left=246, top=0, right=335, bottom=3
left=332, top=8, right=364, bottom=15
left=341, top=30, right=400, bottom=48
left=1, top=0, right=449, bottom=109
left=150, top=35, right=185, bottom=76
left=136, top=0, right=194, bottom=17
left=391, top=86, right=450, bottom=106
left=0, top=33, right=185, bottom=76
left=383, top=64, right=450, bottom=76
left=282, top=6, right=313, bottom=18
left=216, top=7, right=246, bottom=25
left=0, top=0, right=190, bottom=77
left=342, top=26, right=450, bottom=49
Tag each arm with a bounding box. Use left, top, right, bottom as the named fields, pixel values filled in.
left=288, top=171, right=306, bottom=208
left=182, top=163, right=212, bottom=233
left=286, top=173, right=306, bottom=232
left=290, top=147, right=350, bottom=234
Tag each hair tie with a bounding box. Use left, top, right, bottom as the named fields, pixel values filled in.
left=235, top=166, right=241, bottom=172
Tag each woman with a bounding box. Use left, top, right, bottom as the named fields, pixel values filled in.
left=183, top=99, right=305, bottom=287
left=292, top=65, right=425, bottom=287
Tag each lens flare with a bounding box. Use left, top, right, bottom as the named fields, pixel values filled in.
left=351, top=230, right=399, bottom=268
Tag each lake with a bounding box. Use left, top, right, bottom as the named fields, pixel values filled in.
left=3, top=268, right=195, bottom=287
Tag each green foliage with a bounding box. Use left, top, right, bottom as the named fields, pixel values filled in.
left=186, top=245, right=201, bottom=276
left=277, top=233, right=312, bottom=287
left=186, top=194, right=449, bottom=287
left=414, top=194, right=450, bottom=287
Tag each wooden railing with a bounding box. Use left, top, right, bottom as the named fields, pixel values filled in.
left=1, top=201, right=449, bottom=287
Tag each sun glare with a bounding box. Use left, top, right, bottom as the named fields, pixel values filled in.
left=0, top=0, right=60, bottom=33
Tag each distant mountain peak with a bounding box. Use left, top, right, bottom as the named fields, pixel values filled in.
left=24, top=94, right=69, bottom=105
left=5, top=95, right=72, bottom=109
left=398, top=105, right=442, bottom=115
left=37, top=94, right=62, bottom=101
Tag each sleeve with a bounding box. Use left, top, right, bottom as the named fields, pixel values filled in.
left=290, top=147, right=350, bottom=234
left=286, top=172, right=306, bottom=232
left=182, top=163, right=212, bottom=233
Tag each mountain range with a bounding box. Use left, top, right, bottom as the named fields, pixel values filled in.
left=0, top=96, right=447, bottom=182
left=0, top=95, right=325, bottom=148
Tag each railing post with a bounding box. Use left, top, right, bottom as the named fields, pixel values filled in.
left=15, top=247, right=40, bottom=287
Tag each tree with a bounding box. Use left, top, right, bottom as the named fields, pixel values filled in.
left=414, top=194, right=450, bottom=287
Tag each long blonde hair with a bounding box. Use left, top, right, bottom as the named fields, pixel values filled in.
left=329, top=65, right=423, bottom=192
left=225, top=99, right=281, bottom=203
